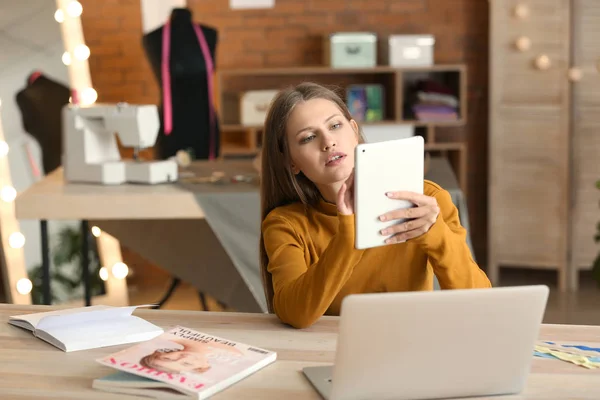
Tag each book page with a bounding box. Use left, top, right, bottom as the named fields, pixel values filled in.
left=9, top=305, right=113, bottom=330
left=41, top=316, right=163, bottom=352
left=36, top=305, right=153, bottom=331
left=96, top=326, right=276, bottom=396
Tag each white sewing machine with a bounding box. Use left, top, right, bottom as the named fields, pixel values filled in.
left=62, top=103, right=178, bottom=185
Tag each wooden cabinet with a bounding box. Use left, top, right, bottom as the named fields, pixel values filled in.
left=489, top=0, right=600, bottom=291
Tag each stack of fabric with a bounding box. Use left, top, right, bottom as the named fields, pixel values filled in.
left=410, top=79, right=459, bottom=122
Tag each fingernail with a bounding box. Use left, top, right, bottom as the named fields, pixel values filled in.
left=379, top=216, right=386, bottom=221
left=380, top=229, right=388, bottom=235
left=385, top=238, right=391, bottom=244
left=386, top=192, right=392, bottom=197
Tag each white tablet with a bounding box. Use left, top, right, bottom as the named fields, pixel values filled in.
left=354, top=135, right=424, bottom=250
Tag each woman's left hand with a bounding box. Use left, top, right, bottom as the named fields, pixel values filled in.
left=378, top=191, right=440, bottom=244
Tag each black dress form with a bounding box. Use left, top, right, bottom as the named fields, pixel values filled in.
left=15, top=72, right=70, bottom=174
left=142, top=8, right=220, bottom=160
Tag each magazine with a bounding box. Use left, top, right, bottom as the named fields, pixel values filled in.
left=95, top=326, right=277, bottom=399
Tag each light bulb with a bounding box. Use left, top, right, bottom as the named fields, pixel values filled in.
left=0, top=141, right=8, bottom=157
left=80, top=88, right=98, bottom=105
left=111, top=262, right=129, bottom=280
left=16, top=278, right=32, bottom=295
left=74, top=44, right=90, bottom=61
left=1, top=186, right=17, bottom=202
left=66, top=1, right=83, bottom=17
left=9, top=232, right=25, bottom=249
left=54, top=9, right=64, bottom=23
left=91, top=226, right=101, bottom=237
left=62, top=52, right=71, bottom=66
left=99, top=267, right=109, bottom=281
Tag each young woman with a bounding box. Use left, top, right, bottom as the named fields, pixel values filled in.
left=259, top=82, right=491, bottom=329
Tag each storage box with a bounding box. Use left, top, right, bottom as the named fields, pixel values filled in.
left=240, top=90, right=279, bottom=126
left=323, top=32, right=377, bottom=68
left=380, top=34, right=435, bottom=67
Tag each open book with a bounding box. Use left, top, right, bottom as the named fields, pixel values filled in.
left=94, top=326, right=277, bottom=399
left=8, top=304, right=163, bottom=352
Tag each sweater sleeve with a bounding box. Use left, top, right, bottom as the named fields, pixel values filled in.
left=411, top=186, right=491, bottom=289
left=262, top=213, right=365, bottom=329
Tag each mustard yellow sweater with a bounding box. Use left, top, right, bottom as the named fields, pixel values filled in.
left=262, top=180, right=491, bottom=329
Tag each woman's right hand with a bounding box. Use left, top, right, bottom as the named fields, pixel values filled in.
left=336, top=171, right=355, bottom=215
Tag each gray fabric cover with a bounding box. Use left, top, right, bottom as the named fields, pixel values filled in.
left=179, top=157, right=473, bottom=309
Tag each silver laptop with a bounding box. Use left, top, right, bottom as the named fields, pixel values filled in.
left=303, top=285, right=549, bottom=400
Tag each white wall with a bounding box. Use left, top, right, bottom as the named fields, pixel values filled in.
left=140, top=0, right=186, bottom=33
left=0, top=1, right=78, bottom=296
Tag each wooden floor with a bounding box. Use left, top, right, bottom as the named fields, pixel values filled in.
left=127, top=261, right=600, bottom=326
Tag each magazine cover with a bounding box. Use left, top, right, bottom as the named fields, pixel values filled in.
left=96, top=326, right=277, bottom=397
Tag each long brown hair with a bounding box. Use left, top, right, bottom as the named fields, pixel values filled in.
left=259, top=82, right=364, bottom=312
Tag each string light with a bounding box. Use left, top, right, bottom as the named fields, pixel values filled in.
left=74, top=44, right=90, bottom=61
left=99, top=267, right=109, bottom=281
left=0, top=97, right=30, bottom=303
left=52, top=0, right=129, bottom=306
left=80, top=88, right=98, bottom=106
left=55, top=0, right=97, bottom=105
left=54, top=9, right=64, bottom=23
left=111, top=262, right=129, bottom=280
left=66, top=1, right=83, bottom=17
left=62, top=52, right=72, bottom=66
left=8, top=233, right=25, bottom=249
left=0, top=141, right=8, bottom=157
left=16, top=278, right=33, bottom=295
left=0, top=186, right=17, bottom=202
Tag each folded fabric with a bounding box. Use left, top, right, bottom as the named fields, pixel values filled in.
left=534, top=345, right=600, bottom=369
left=417, top=91, right=459, bottom=108
left=414, top=111, right=459, bottom=121
left=413, top=104, right=457, bottom=113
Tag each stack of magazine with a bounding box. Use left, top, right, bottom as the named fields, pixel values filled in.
left=94, top=326, right=277, bottom=399
left=8, top=306, right=277, bottom=398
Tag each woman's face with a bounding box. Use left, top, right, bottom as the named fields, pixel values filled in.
left=286, top=98, right=359, bottom=187
left=153, top=351, right=209, bottom=373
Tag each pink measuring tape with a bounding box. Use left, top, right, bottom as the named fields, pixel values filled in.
left=161, top=19, right=216, bottom=160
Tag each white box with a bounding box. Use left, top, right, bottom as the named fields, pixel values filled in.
left=240, top=90, right=279, bottom=126
left=324, top=32, right=377, bottom=68
left=380, top=34, right=435, bottom=67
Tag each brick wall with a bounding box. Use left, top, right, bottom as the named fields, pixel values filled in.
left=80, top=0, right=158, bottom=157
left=81, top=0, right=159, bottom=105
left=81, top=0, right=490, bottom=264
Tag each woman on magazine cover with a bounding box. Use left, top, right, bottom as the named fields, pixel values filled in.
left=259, top=82, right=491, bottom=329
left=140, top=334, right=243, bottom=374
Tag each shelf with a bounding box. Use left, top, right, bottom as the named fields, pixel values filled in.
left=219, top=64, right=466, bottom=76
left=221, top=146, right=258, bottom=156
left=216, top=64, right=469, bottom=192
left=221, top=119, right=465, bottom=133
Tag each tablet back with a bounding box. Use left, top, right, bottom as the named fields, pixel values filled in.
left=353, top=136, right=424, bottom=250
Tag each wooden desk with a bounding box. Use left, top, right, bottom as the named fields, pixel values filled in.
left=14, top=160, right=265, bottom=312
left=13, top=158, right=472, bottom=312
left=15, top=161, right=257, bottom=220
left=1, top=305, right=599, bottom=399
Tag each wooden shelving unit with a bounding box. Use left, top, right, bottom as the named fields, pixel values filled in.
left=215, top=64, right=469, bottom=192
